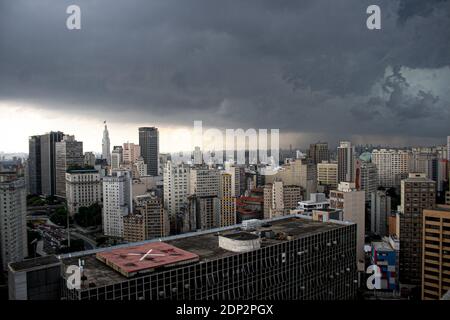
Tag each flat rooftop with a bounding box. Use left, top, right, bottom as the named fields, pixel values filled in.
left=9, top=255, right=61, bottom=272
left=59, top=215, right=352, bottom=289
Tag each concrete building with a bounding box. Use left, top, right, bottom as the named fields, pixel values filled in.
left=124, top=193, right=169, bottom=242
left=65, top=168, right=102, bottom=216
left=317, top=161, right=338, bottom=191
left=308, top=142, right=329, bottom=164
left=330, top=182, right=365, bottom=269
left=103, top=170, right=133, bottom=238
left=0, top=174, right=28, bottom=271
left=447, top=136, right=450, bottom=160
left=133, top=156, right=147, bottom=178
left=163, top=161, right=190, bottom=218
left=264, top=181, right=285, bottom=219
left=193, top=146, right=203, bottom=165
left=102, top=122, right=111, bottom=166
left=421, top=205, right=450, bottom=300
left=217, top=173, right=236, bottom=227
left=357, top=160, right=378, bottom=203
left=371, top=190, right=391, bottom=236
left=139, top=127, right=159, bottom=176
left=123, top=142, right=141, bottom=164
left=189, top=167, right=220, bottom=197
left=111, top=146, right=123, bottom=171
left=337, top=141, right=355, bottom=183
left=372, top=149, right=411, bottom=188
left=293, top=193, right=330, bottom=215
left=55, top=135, right=84, bottom=198
left=400, top=173, right=436, bottom=292
left=266, top=158, right=316, bottom=200
left=9, top=215, right=358, bottom=300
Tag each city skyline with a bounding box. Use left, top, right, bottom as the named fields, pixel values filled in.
left=1, top=0, right=450, bottom=154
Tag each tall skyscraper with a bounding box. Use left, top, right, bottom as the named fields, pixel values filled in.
left=337, top=141, right=355, bottom=183
left=28, top=135, right=41, bottom=195
left=39, top=131, right=64, bottom=196
left=55, top=135, right=84, bottom=198
left=139, top=127, right=159, bottom=176
left=422, top=205, right=450, bottom=300
left=84, top=152, right=96, bottom=167
left=308, top=142, right=329, bottom=164
left=103, top=170, right=133, bottom=238
left=189, top=167, right=220, bottom=197
left=399, top=173, right=436, bottom=292
left=102, top=121, right=111, bottom=165
left=0, top=173, right=28, bottom=270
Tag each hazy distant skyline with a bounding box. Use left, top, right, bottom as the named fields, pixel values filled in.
left=1, top=0, right=449, bottom=153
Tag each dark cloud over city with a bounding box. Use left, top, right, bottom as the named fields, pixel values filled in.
left=0, top=0, right=449, bottom=147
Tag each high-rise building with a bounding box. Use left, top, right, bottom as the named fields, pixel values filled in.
left=28, top=135, right=41, bottom=195
left=189, top=167, right=220, bottom=197
left=224, top=163, right=243, bottom=197
left=139, top=127, right=159, bottom=176
left=111, top=146, right=123, bottom=171
left=372, top=149, right=411, bottom=188
left=193, top=146, right=203, bottom=165
left=133, top=157, right=147, bottom=178
left=317, top=161, right=338, bottom=191
left=265, top=158, right=316, bottom=200
left=337, top=141, right=355, bottom=183
left=124, top=193, right=169, bottom=242
left=399, top=173, right=436, bottom=291
left=371, top=190, right=391, bottom=236
left=217, top=173, right=236, bottom=227
left=103, top=170, right=133, bottom=238
left=102, top=122, right=111, bottom=165
left=264, top=181, right=285, bottom=219
left=371, top=238, right=399, bottom=291
left=123, top=142, right=141, bottom=165
left=358, top=160, right=378, bottom=202
left=410, top=149, right=438, bottom=181
left=447, top=136, right=450, bottom=160
left=309, top=142, right=329, bottom=164
left=55, top=135, right=84, bottom=198
left=65, top=168, right=102, bottom=216
left=330, top=182, right=365, bottom=269
left=0, top=173, right=28, bottom=270
left=163, top=161, right=190, bottom=217
left=422, top=205, right=450, bottom=300
left=39, top=131, right=64, bottom=196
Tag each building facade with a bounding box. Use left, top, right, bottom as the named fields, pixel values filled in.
left=139, top=127, right=159, bottom=176
left=65, top=169, right=102, bottom=216
left=0, top=174, right=28, bottom=271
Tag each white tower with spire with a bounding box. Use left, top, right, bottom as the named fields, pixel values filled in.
left=102, top=121, right=111, bottom=165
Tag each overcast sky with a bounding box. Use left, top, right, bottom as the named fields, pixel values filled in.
left=0, top=0, right=449, bottom=153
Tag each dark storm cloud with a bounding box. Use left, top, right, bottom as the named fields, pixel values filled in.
left=0, top=0, right=449, bottom=143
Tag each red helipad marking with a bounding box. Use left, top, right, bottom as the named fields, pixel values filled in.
left=96, top=242, right=199, bottom=277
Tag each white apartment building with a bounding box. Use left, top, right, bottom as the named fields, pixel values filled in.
left=372, top=149, right=411, bottom=188
left=103, top=170, right=132, bottom=238
left=65, top=169, right=102, bottom=216
left=134, top=157, right=147, bottom=178
left=163, top=161, right=190, bottom=217
left=0, top=175, right=28, bottom=270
